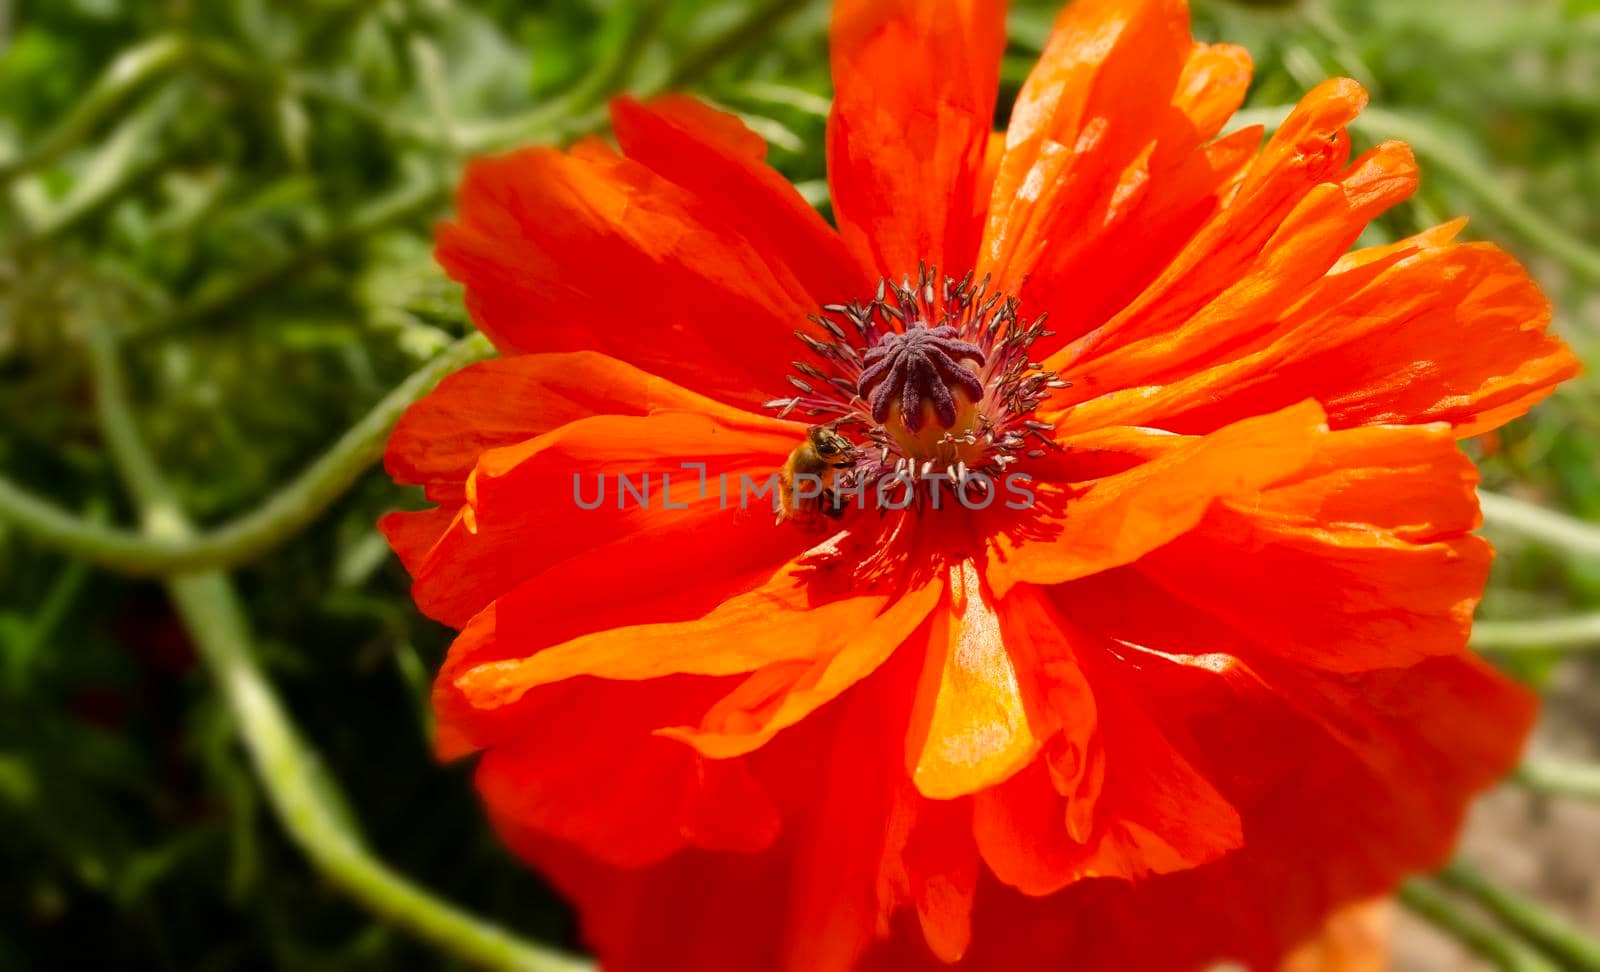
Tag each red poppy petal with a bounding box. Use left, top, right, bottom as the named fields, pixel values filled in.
left=1010, top=41, right=1258, bottom=348
left=431, top=519, right=805, bottom=760
left=776, top=675, right=912, bottom=972
left=504, top=829, right=792, bottom=972
left=902, top=796, right=981, bottom=963
left=1064, top=237, right=1579, bottom=437
left=381, top=351, right=758, bottom=587
left=996, top=584, right=1103, bottom=838
left=405, top=403, right=800, bottom=628
left=452, top=554, right=900, bottom=713
left=971, top=585, right=1241, bottom=897
left=384, top=350, right=742, bottom=489
left=872, top=648, right=1529, bottom=972
left=1172, top=42, right=1255, bottom=135
left=437, top=144, right=826, bottom=408
left=906, top=560, right=1044, bottom=800
left=984, top=399, right=1327, bottom=597
left=1079, top=650, right=1532, bottom=969
left=661, top=578, right=942, bottom=759
left=612, top=95, right=865, bottom=305
left=377, top=503, right=460, bottom=580
left=473, top=677, right=780, bottom=868
left=982, top=0, right=1200, bottom=296
left=1247, top=422, right=1482, bottom=540
left=1055, top=77, right=1368, bottom=365
left=1054, top=424, right=1488, bottom=679
left=1048, top=139, right=1420, bottom=402
left=828, top=0, right=1006, bottom=278
left=514, top=665, right=912, bottom=972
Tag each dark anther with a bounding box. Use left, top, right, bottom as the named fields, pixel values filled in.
left=858, top=323, right=987, bottom=432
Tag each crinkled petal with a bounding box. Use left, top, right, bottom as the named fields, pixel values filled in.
left=828, top=0, right=1006, bottom=278
left=861, top=650, right=1532, bottom=971
left=1048, top=140, right=1421, bottom=401
left=1051, top=424, right=1490, bottom=679
left=612, top=95, right=866, bottom=304
left=982, top=0, right=1202, bottom=304
left=971, top=585, right=1242, bottom=896
left=452, top=554, right=902, bottom=712
left=1059, top=235, right=1578, bottom=437
left=984, top=399, right=1328, bottom=596
left=1050, top=77, right=1368, bottom=365
left=438, top=119, right=849, bottom=407
left=474, top=677, right=781, bottom=868
left=902, top=796, right=981, bottom=963
left=662, top=578, right=942, bottom=759
left=907, top=560, right=1043, bottom=800
left=400, top=398, right=800, bottom=628
left=383, top=350, right=738, bottom=489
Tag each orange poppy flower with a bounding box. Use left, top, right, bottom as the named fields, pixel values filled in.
left=382, top=0, right=1578, bottom=968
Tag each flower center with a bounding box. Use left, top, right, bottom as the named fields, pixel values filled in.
left=860, top=323, right=987, bottom=434
left=768, top=269, right=1066, bottom=507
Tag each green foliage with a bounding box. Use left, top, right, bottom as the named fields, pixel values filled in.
left=0, top=0, right=1597, bottom=969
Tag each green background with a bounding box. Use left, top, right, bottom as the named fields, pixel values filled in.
left=1, top=0, right=1596, bottom=969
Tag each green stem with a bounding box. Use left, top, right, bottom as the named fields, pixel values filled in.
left=165, top=572, right=590, bottom=972
left=292, top=81, right=450, bottom=152
left=0, top=333, right=492, bottom=575
left=1398, top=881, right=1560, bottom=972
left=298, top=1, right=657, bottom=160
left=666, top=0, right=811, bottom=90
left=0, top=34, right=190, bottom=186
left=459, top=3, right=660, bottom=154
left=8, top=556, right=91, bottom=690
left=576, top=1, right=667, bottom=104
left=1515, top=759, right=1600, bottom=801
left=20, top=88, right=186, bottom=242
left=1436, top=861, right=1600, bottom=971
left=1472, top=614, right=1600, bottom=651
left=82, top=318, right=587, bottom=971
left=1478, top=491, right=1600, bottom=560
left=408, top=37, right=461, bottom=158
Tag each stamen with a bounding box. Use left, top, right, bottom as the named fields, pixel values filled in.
left=768, top=267, right=1070, bottom=502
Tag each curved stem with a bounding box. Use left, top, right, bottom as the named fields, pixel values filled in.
left=1398, top=881, right=1560, bottom=972
left=83, top=318, right=587, bottom=972
left=665, top=0, right=810, bottom=90
left=1436, top=861, right=1600, bottom=971
left=466, top=0, right=664, bottom=153
left=21, top=87, right=186, bottom=242
left=1472, top=614, right=1600, bottom=651
left=166, top=571, right=590, bottom=972
left=0, top=333, right=492, bottom=575
left=408, top=37, right=461, bottom=158
left=1478, top=491, right=1600, bottom=560
left=0, top=34, right=190, bottom=186
left=1515, top=759, right=1600, bottom=801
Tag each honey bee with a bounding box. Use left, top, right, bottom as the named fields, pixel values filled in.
left=777, top=424, right=858, bottom=524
